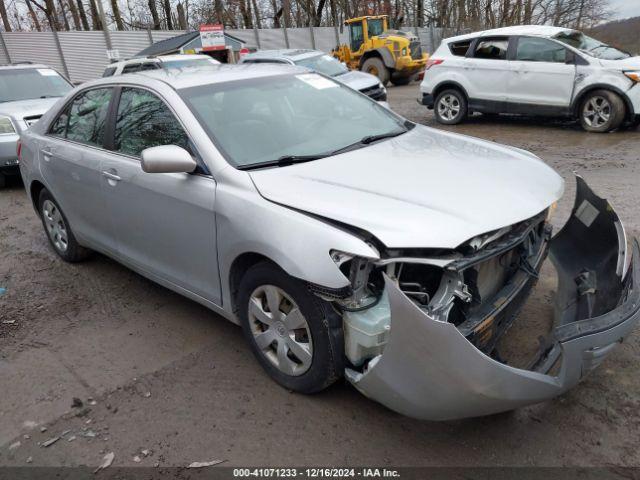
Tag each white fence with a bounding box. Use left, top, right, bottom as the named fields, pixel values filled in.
left=0, top=26, right=443, bottom=83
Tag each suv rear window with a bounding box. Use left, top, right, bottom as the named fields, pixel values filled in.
left=102, top=66, right=116, bottom=77
left=473, top=38, right=509, bottom=60
left=449, top=40, right=473, bottom=56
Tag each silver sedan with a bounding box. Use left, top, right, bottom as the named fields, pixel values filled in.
left=19, top=64, right=639, bottom=420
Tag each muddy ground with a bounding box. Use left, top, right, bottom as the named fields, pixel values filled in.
left=1, top=84, right=639, bottom=470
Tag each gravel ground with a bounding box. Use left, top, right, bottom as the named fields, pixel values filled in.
left=1, top=83, right=639, bottom=470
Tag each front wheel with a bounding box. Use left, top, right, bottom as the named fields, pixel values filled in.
left=238, top=261, right=344, bottom=394
left=361, top=57, right=390, bottom=87
left=434, top=89, right=468, bottom=125
left=579, top=90, right=626, bottom=133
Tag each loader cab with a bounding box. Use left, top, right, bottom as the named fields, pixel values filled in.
left=347, top=16, right=389, bottom=53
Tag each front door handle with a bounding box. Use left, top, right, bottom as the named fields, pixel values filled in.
left=102, top=171, right=121, bottom=182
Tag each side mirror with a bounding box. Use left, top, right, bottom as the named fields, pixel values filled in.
left=140, top=145, right=197, bottom=174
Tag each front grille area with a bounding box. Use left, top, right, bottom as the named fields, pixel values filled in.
left=23, top=115, right=42, bottom=128
left=360, top=85, right=387, bottom=101
left=454, top=216, right=551, bottom=353
left=409, top=41, right=423, bottom=60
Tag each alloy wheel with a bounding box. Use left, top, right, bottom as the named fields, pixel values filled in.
left=438, top=94, right=461, bottom=121
left=583, top=96, right=611, bottom=129
left=248, top=285, right=313, bottom=376
left=42, top=199, right=68, bottom=253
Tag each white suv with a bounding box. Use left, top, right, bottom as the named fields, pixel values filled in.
left=419, top=25, right=640, bottom=132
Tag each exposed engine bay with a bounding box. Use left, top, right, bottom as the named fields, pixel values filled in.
left=328, top=210, right=551, bottom=369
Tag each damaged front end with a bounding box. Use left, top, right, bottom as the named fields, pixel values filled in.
left=330, top=177, right=639, bottom=420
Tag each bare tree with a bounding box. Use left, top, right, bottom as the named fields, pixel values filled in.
left=110, top=0, right=124, bottom=28
left=0, top=0, right=12, bottom=31
left=76, top=0, right=90, bottom=28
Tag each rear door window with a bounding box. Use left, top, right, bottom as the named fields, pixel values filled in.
left=473, top=37, right=509, bottom=60
left=449, top=39, right=473, bottom=56
left=49, top=87, right=113, bottom=147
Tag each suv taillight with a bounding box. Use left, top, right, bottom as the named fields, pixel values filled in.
left=16, top=140, right=22, bottom=160
left=425, top=59, right=444, bottom=70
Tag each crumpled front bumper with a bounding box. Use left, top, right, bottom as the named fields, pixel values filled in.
left=346, top=178, right=639, bottom=420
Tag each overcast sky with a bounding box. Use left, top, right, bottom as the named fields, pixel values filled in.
left=609, top=0, right=640, bottom=19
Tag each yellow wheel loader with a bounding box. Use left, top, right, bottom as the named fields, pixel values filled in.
left=332, top=15, right=428, bottom=86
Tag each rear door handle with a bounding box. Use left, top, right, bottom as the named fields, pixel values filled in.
left=42, top=149, right=53, bottom=161
left=102, top=171, right=121, bottom=182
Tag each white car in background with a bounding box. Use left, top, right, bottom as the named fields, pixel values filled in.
left=0, top=62, right=72, bottom=187
left=419, top=25, right=640, bottom=132
left=102, top=54, right=220, bottom=77
left=240, top=49, right=387, bottom=102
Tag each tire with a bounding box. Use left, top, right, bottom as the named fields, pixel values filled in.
left=390, top=75, right=411, bottom=86
left=238, top=261, right=344, bottom=394
left=38, top=189, right=92, bottom=262
left=0, top=173, right=5, bottom=189
left=579, top=89, right=626, bottom=133
left=361, top=57, right=390, bottom=87
left=434, top=89, right=468, bottom=125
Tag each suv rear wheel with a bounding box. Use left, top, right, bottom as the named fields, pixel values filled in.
left=580, top=90, right=626, bottom=133
left=237, top=261, right=344, bottom=394
left=434, top=89, right=468, bottom=125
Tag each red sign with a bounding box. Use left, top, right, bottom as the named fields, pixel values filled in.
left=200, top=24, right=225, bottom=51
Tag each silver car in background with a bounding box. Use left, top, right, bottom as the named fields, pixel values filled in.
left=18, top=64, right=639, bottom=420
left=0, top=63, right=72, bottom=187
left=240, top=49, right=387, bottom=102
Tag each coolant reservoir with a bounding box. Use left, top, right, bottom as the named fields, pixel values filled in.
left=343, top=290, right=391, bottom=367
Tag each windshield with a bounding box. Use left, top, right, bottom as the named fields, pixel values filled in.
left=368, top=18, right=385, bottom=37
left=0, top=68, right=72, bottom=103
left=554, top=31, right=630, bottom=60
left=180, top=73, right=407, bottom=168
left=294, top=54, right=348, bottom=77
left=162, top=58, right=218, bottom=70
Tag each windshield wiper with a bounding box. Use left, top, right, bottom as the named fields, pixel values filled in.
left=237, top=154, right=328, bottom=171
left=239, top=127, right=411, bottom=170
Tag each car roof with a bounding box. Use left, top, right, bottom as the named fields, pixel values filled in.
left=0, top=63, right=53, bottom=71
left=242, top=49, right=323, bottom=62
left=94, top=63, right=309, bottom=90
left=109, top=54, right=214, bottom=68
left=445, top=25, right=576, bottom=43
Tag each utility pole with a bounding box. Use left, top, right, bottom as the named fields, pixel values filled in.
left=95, top=0, right=112, bottom=50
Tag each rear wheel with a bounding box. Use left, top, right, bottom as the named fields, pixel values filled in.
left=38, top=189, right=92, bottom=262
left=361, top=57, right=390, bottom=87
left=579, top=90, right=626, bottom=133
left=0, top=173, right=5, bottom=188
left=238, top=261, right=344, bottom=394
left=434, top=89, right=468, bottom=125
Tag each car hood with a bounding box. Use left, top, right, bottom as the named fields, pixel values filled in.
left=249, top=126, right=564, bottom=249
left=599, top=56, right=640, bottom=69
left=334, top=70, right=380, bottom=91
left=0, top=97, right=60, bottom=126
